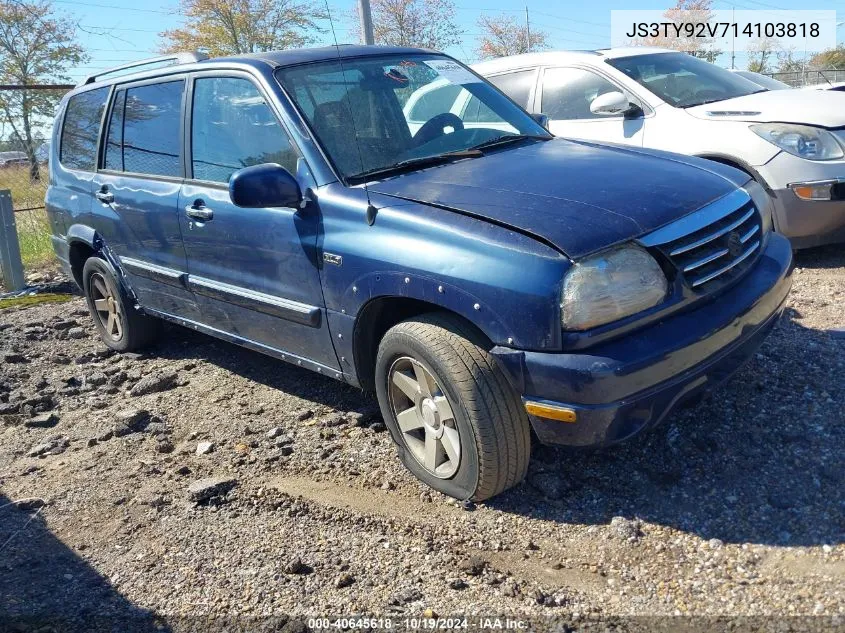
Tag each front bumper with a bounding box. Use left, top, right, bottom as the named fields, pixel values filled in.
left=756, top=152, right=845, bottom=248
left=492, top=233, right=793, bottom=447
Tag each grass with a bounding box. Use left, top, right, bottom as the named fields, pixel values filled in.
left=14, top=208, right=55, bottom=269
left=0, top=164, right=48, bottom=211
left=0, top=165, right=56, bottom=273
left=0, top=293, right=72, bottom=310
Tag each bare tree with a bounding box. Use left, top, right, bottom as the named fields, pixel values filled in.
left=0, top=0, right=86, bottom=182
left=352, top=0, right=463, bottom=50
left=747, top=38, right=777, bottom=74
left=776, top=47, right=803, bottom=73
left=636, top=0, right=721, bottom=62
left=475, top=13, right=549, bottom=60
left=159, top=0, right=327, bottom=57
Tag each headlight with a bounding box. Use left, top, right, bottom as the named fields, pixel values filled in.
left=561, top=245, right=668, bottom=331
left=750, top=123, right=843, bottom=161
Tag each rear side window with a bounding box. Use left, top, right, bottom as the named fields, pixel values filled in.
left=487, top=70, right=535, bottom=109
left=462, top=94, right=499, bottom=123
left=59, top=87, right=109, bottom=171
left=190, top=76, right=298, bottom=183
left=407, top=83, right=461, bottom=122
left=110, top=80, right=184, bottom=177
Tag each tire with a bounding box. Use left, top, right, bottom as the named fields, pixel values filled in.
left=82, top=256, right=159, bottom=352
left=374, top=312, right=531, bottom=501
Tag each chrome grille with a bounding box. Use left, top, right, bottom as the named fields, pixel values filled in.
left=641, top=193, right=763, bottom=292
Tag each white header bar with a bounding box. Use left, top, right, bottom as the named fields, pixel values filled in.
left=610, top=10, right=836, bottom=53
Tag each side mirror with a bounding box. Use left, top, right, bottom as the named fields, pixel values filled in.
left=589, top=91, right=634, bottom=116
left=229, top=163, right=302, bottom=208
left=530, top=112, right=550, bottom=129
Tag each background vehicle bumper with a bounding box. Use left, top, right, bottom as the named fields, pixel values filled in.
left=756, top=152, right=845, bottom=248
left=769, top=188, right=845, bottom=249
left=492, top=233, right=793, bottom=447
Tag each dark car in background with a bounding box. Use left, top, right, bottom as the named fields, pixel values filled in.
left=0, top=151, right=30, bottom=168
left=46, top=46, right=792, bottom=501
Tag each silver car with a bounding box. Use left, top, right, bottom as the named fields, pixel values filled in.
left=475, top=48, right=845, bottom=248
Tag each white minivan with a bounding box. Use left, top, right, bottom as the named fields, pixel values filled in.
left=474, top=48, right=845, bottom=248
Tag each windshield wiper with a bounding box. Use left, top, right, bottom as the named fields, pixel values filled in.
left=348, top=149, right=482, bottom=182
left=470, top=134, right=551, bottom=151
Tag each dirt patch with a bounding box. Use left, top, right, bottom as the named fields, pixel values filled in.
left=0, top=246, right=843, bottom=627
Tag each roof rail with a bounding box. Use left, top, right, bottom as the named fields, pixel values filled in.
left=77, top=52, right=210, bottom=87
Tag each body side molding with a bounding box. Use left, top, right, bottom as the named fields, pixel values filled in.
left=120, top=257, right=187, bottom=287
left=187, top=275, right=322, bottom=328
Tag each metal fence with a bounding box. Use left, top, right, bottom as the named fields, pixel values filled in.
left=766, top=69, right=845, bottom=88
left=0, top=84, right=72, bottom=290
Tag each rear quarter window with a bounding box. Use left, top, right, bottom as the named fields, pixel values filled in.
left=408, top=83, right=462, bottom=122
left=122, top=81, right=184, bottom=178
left=487, top=70, right=536, bottom=109
left=59, top=87, right=110, bottom=171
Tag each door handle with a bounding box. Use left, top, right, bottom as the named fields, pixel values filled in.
left=185, top=202, right=213, bottom=221
left=95, top=189, right=114, bottom=204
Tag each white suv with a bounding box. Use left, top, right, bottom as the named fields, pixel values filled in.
left=474, top=48, right=845, bottom=248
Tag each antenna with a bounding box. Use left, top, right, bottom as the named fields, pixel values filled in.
left=324, top=0, right=378, bottom=225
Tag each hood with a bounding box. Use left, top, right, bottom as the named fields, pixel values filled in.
left=686, top=89, right=845, bottom=127
left=369, top=138, right=745, bottom=259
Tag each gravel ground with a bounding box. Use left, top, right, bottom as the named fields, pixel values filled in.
left=0, top=246, right=843, bottom=632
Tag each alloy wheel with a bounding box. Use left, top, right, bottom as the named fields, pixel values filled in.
left=90, top=272, right=123, bottom=341
left=387, top=356, right=461, bottom=479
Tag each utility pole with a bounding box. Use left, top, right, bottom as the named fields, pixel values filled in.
left=730, top=6, right=735, bottom=69
left=802, top=36, right=808, bottom=85
left=359, top=0, right=374, bottom=45
left=525, top=6, right=531, bottom=53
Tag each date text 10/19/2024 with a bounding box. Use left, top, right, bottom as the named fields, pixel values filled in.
left=307, top=618, right=528, bottom=630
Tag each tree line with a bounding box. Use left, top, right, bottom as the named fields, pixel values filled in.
left=0, top=0, right=542, bottom=182
left=635, top=0, right=845, bottom=75
left=1, top=0, right=844, bottom=183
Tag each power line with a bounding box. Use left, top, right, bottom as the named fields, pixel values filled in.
left=54, top=0, right=175, bottom=14
left=722, top=0, right=787, bottom=10
left=86, top=48, right=159, bottom=53
left=79, top=24, right=164, bottom=33
left=454, top=5, right=608, bottom=32
left=529, top=10, right=608, bottom=29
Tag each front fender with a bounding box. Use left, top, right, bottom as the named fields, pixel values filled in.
left=340, top=271, right=513, bottom=344
left=317, top=185, right=570, bottom=383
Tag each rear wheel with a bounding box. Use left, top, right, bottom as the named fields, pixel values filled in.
left=82, top=256, right=159, bottom=352
left=375, top=313, right=531, bottom=501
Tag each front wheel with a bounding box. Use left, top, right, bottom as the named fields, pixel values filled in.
left=374, top=313, right=531, bottom=501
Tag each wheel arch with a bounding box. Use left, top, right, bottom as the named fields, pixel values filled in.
left=352, top=295, right=492, bottom=392
left=696, top=153, right=772, bottom=192
left=66, top=224, right=100, bottom=288
left=65, top=225, right=131, bottom=298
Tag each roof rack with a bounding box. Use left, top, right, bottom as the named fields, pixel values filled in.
left=77, top=52, right=210, bottom=87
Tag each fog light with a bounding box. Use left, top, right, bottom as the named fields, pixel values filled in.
left=789, top=180, right=841, bottom=200
left=524, top=401, right=577, bottom=423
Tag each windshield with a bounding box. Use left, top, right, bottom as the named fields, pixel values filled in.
left=606, top=52, right=765, bottom=108
left=734, top=70, right=791, bottom=91
left=276, top=54, right=550, bottom=180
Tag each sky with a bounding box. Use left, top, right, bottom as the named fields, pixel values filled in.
left=63, top=0, right=845, bottom=86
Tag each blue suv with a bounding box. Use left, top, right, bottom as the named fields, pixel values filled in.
left=47, top=46, right=793, bottom=501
